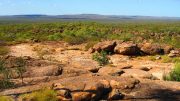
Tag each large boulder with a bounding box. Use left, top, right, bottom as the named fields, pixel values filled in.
left=139, top=43, right=164, bottom=55
left=90, top=40, right=117, bottom=53
left=114, top=42, right=141, bottom=55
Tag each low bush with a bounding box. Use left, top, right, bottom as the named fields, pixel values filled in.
left=92, top=51, right=109, bottom=66
left=20, top=88, right=57, bottom=101
left=164, top=63, right=180, bottom=82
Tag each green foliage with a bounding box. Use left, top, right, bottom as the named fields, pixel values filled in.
left=0, top=46, right=9, bottom=56
left=164, top=63, right=180, bottom=82
left=0, top=96, right=13, bottom=101
left=93, top=51, right=109, bottom=66
left=20, top=88, right=57, bottom=101
left=0, top=21, right=179, bottom=47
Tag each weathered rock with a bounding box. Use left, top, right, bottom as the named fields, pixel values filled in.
left=114, top=42, right=141, bottom=55
left=98, top=66, right=124, bottom=76
left=110, top=79, right=139, bottom=89
left=63, top=67, right=90, bottom=77
left=121, top=69, right=153, bottom=79
left=151, top=71, right=165, bottom=80
left=72, top=92, right=92, bottom=101
left=91, top=40, right=117, bottom=53
left=139, top=43, right=164, bottom=55
left=168, top=50, right=180, bottom=57
left=69, top=56, right=99, bottom=72
left=24, top=65, right=63, bottom=77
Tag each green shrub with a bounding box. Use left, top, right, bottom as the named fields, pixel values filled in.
left=92, top=51, right=109, bottom=66
left=0, top=46, right=9, bottom=56
left=164, top=63, right=180, bottom=82
left=20, top=88, right=57, bottom=101
left=0, top=96, right=13, bottom=101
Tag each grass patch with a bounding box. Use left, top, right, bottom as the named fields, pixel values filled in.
left=20, top=88, right=57, bottom=101
left=161, top=55, right=180, bottom=63
left=148, top=55, right=180, bottom=63
left=148, top=56, right=157, bottom=61
left=0, top=96, right=13, bottom=101
left=164, top=63, right=180, bottom=82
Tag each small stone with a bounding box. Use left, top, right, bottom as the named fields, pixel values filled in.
left=155, top=56, right=161, bottom=60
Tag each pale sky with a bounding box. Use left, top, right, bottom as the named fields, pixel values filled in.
left=0, top=0, right=180, bottom=17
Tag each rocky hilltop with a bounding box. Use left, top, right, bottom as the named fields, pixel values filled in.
left=0, top=40, right=180, bottom=101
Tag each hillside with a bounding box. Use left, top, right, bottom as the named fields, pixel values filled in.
left=0, top=21, right=179, bottom=101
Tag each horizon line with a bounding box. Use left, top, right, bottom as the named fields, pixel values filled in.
left=0, top=14, right=180, bottom=18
